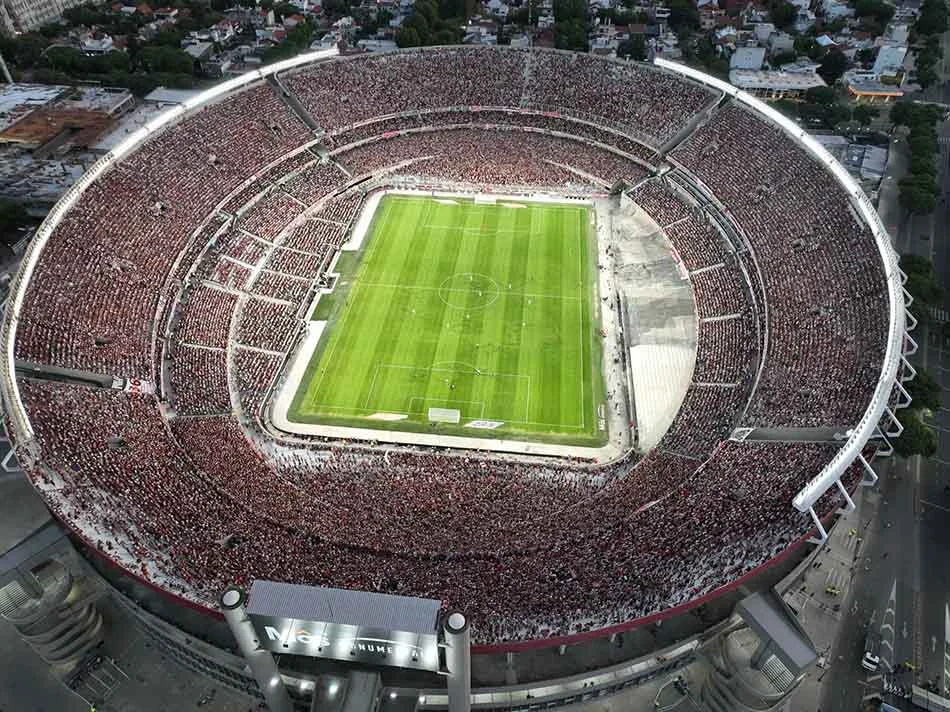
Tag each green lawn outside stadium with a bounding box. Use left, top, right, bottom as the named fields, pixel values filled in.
left=288, top=194, right=607, bottom=446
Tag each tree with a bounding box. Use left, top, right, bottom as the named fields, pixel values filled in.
left=853, top=103, right=879, bottom=126
left=854, top=0, right=895, bottom=24
left=804, top=85, right=836, bottom=105
left=617, top=35, right=646, bottom=60
left=155, top=27, right=185, bottom=47
left=901, top=254, right=943, bottom=323
left=138, top=45, right=194, bottom=74
left=770, top=50, right=797, bottom=66
left=817, top=49, right=848, bottom=84
left=0, top=199, right=30, bottom=244
left=893, top=409, right=938, bottom=457
left=554, top=18, right=588, bottom=51
left=402, top=12, right=431, bottom=42
left=553, top=0, right=586, bottom=22
left=916, top=0, right=948, bottom=36
left=768, top=0, right=796, bottom=30
left=899, top=174, right=939, bottom=213
left=917, top=60, right=939, bottom=88
left=667, top=0, right=699, bottom=33
left=856, top=47, right=875, bottom=66
left=14, top=33, right=49, bottom=68
left=907, top=368, right=943, bottom=411
left=395, top=26, right=421, bottom=47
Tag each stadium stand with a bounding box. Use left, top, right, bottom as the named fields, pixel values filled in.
left=3, top=48, right=900, bottom=647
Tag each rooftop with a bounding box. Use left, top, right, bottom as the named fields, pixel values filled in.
left=729, top=68, right=827, bottom=91
left=246, top=580, right=442, bottom=634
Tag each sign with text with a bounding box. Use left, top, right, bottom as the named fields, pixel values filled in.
left=248, top=616, right=440, bottom=671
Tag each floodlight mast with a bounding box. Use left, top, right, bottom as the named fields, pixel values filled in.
left=444, top=611, right=472, bottom=712
left=219, top=586, right=293, bottom=712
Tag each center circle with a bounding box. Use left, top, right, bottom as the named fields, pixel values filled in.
left=438, top=273, right=500, bottom=310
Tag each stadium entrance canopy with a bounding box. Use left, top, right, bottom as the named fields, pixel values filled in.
left=245, top=580, right=443, bottom=672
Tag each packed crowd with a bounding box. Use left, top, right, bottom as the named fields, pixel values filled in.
left=665, top=216, right=730, bottom=272
left=236, top=298, right=300, bottom=353
left=660, top=384, right=747, bottom=457
left=280, top=160, right=348, bottom=205
left=215, top=230, right=268, bottom=267
left=329, top=108, right=659, bottom=167
left=672, top=105, right=890, bottom=427
left=240, top=191, right=305, bottom=240
left=174, top=286, right=237, bottom=350
left=693, top=317, right=755, bottom=384
left=234, top=347, right=282, bottom=417
left=337, top=127, right=646, bottom=187
left=15, top=85, right=311, bottom=379
left=168, top=345, right=230, bottom=415
left=8, top=48, right=896, bottom=644
left=286, top=47, right=717, bottom=146
left=691, top=266, right=748, bottom=318
left=252, top=269, right=310, bottom=304
left=628, top=180, right=692, bottom=228
left=19, top=378, right=865, bottom=643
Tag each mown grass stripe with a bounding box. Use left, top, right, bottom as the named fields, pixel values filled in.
left=289, top=194, right=605, bottom=445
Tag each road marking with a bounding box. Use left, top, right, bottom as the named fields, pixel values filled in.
left=879, top=580, right=898, bottom=673
left=921, top=498, right=950, bottom=513
left=944, top=604, right=950, bottom=693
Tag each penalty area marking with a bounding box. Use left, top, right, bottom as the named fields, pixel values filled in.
left=408, top=397, right=485, bottom=420
left=364, top=363, right=531, bottom=423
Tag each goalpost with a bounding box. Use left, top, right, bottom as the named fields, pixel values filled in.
left=428, top=407, right=461, bottom=424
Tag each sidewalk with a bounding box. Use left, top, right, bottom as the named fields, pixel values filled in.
left=786, top=485, right=883, bottom=711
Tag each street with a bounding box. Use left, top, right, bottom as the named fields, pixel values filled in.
left=817, top=43, right=950, bottom=710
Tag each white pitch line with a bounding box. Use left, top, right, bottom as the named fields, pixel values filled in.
left=358, top=281, right=580, bottom=301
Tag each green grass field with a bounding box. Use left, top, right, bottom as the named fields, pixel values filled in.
left=288, top=194, right=606, bottom=446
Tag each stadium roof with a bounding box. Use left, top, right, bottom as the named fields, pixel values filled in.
left=736, top=591, right=816, bottom=674
left=246, top=580, right=441, bottom=634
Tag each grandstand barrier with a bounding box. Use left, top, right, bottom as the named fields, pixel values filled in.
left=655, top=58, right=906, bottom=516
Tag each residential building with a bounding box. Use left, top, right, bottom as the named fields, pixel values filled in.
left=872, top=44, right=907, bottom=77
left=730, top=62, right=826, bottom=97
left=847, top=76, right=904, bottom=101
left=730, top=45, right=766, bottom=70
left=753, top=22, right=774, bottom=43
left=0, top=0, right=89, bottom=33
left=769, top=31, right=795, bottom=55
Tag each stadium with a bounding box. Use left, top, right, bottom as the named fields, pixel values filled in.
left=0, top=46, right=911, bottom=708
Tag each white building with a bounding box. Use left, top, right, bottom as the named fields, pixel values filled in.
left=769, top=31, right=795, bottom=55
left=356, top=38, right=397, bottom=51
left=0, top=0, right=88, bottom=33
left=885, top=23, right=909, bottom=43
left=822, top=0, right=855, bottom=20
left=79, top=33, right=114, bottom=53
left=730, top=63, right=826, bottom=97
left=753, top=22, right=774, bottom=43
left=872, top=44, right=907, bottom=77
left=730, top=45, right=766, bottom=70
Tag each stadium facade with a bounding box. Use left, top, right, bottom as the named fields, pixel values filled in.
left=0, top=46, right=912, bottom=710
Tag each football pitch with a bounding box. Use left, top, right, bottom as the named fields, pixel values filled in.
left=287, top=194, right=607, bottom=446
